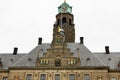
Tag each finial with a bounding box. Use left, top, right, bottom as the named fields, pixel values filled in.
left=64, top=0, right=66, bottom=3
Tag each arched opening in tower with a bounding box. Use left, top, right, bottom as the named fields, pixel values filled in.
left=62, top=17, right=66, bottom=25
left=69, top=19, right=72, bottom=25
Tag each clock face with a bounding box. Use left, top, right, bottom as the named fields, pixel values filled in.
left=61, top=6, right=68, bottom=12
left=55, top=35, right=64, bottom=44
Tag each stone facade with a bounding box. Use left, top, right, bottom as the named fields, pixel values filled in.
left=1, top=68, right=120, bottom=80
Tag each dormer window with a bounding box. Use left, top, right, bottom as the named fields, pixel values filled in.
left=10, top=59, right=14, bottom=61
left=28, top=58, right=32, bottom=61
left=87, top=58, right=90, bottom=61
left=108, top=58, right=111, bottom=61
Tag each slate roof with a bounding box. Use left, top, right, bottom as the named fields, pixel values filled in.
left=11, top=44, right=50, bottom=67
left=94, top=52, right=120, bottom=69
left=0, top=43, right=120, bottom=70
left=0, top=53, right=25, bottom=69
left=11, top=43, right=105, bottom=68
left=67, top=43, right=105, bottom=67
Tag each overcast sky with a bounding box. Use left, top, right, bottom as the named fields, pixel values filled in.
left=0, top=0, right=120, bottom=53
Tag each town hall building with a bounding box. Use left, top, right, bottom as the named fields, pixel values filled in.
left=0, top=1, right=120, bottom=80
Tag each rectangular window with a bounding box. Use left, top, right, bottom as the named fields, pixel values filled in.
left=26, top=74, right=32, bottom=80
left=84, top=74, right=90, bottom=80
left=69, top=74, right=75, bottom=80
left=2, top=77, right=8, bottom=80
left=111, top=77, right=117, bottom=80
left=40, top=74, right=46, bottom=80
left=55, top=74, right=60, bottom=80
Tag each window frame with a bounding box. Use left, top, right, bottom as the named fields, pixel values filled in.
left=69, top=74, right=75, bottom=80
left=40, top=74, right=47, bottom=80
left=2, top=77, right=8, bottom=80
left=25, top=73, right=33, bottom=80
left=84, top=74, right=90, bottom=80
left=54, top=73, right=61, bottom=80
left=111, top=77, right=117, bottom=80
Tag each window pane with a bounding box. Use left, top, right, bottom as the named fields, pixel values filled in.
left=2, top=77, right=8, bottom=80
left=111, top=77, right=117, bottom=80
left=69, top=74, right=75, bottom=80
left=84, top=74, right=90, bottom=80
left=40, top=74, right=46, bottom=80
left=55, top=74, right=60, bottom=80
left=26, top=74, right=32, bottom=80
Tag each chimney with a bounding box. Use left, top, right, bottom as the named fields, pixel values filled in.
left=80, top=37, right=84, bottom=44
left=105, top=46, right=110, bottom=54
left=13, top=47, right=18, bottom=55
left=38, top=37, right=42, bottom=45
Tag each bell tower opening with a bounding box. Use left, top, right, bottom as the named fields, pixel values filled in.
left=57, top=19, right=60, bottom=25
left=69, top=19, right=72, bottom=25
left=62, top=17, right=67, bottom=25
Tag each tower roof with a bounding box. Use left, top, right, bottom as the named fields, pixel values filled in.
left=58, top=2, right=72, bottom=13
left=59, top=2, right=71, bottom=8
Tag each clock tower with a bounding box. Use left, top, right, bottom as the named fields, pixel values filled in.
left=36, top=1, right=80, bottom=67
left=53, top=2, right=75, bottom=43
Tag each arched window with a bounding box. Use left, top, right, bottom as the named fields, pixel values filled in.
left=69, top=19, right=72, bottom=25
left=55, top=58, right=61, bottom=66
left=57, top=19, right=60, bottom=25
left=62, top=17, right=66, bottom=25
